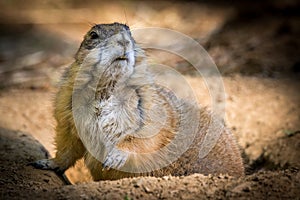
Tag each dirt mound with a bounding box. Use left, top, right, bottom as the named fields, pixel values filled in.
left=0, top=128, right=65, bottom=199
left=0, top=128, right=299, bottom=199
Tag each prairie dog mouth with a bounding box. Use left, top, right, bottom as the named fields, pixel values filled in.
left=113, top=51, right=134, bottom=66
left=115, top=56, right=128, bottom=61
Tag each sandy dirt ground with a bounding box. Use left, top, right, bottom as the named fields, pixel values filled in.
left=0, top=0, right=300, bottom=199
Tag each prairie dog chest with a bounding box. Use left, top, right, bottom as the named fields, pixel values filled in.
left=96, top=88, right=142, bottom=142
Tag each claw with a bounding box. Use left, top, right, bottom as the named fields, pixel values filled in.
left=102, top=160, right=111, bottom=170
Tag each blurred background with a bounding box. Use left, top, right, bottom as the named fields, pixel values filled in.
left=0, top=0, right=299, bottom=89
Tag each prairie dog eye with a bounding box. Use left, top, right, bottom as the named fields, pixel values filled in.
left=90, top=31, right=99, bottom=39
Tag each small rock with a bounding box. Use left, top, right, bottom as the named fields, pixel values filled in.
left=232, top=182, right=252, bottom=193
left=132, top=179, right=143, bottom=188
left=143, top=185, right=152, bottom=193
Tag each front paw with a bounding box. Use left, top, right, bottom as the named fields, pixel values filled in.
left=28, top=159, right=63, bottom=174
left=102, top=148, right=128, bottom=170
left=29, top=159, right=71, bottom=184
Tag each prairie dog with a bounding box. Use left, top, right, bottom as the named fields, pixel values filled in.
left=32, top=23, right=244, bottom=180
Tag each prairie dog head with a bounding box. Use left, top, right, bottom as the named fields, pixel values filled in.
left=75, top=23, right=137, bottom=84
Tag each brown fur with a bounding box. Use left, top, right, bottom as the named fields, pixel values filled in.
left=32, top=23, right=244, bottom=181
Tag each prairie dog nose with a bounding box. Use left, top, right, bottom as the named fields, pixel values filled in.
left=116, top=33, right=131, bottom=47
left=117, top=38, right=130, bottom=47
